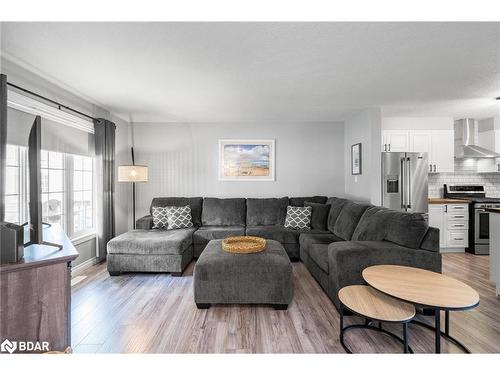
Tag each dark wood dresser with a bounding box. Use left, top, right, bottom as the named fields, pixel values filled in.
left=0, top=225, right=78, bottom=353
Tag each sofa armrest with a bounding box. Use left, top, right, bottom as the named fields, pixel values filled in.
left=328, top=241, right=442, bottom=290
left=420, top=227, right=440, bottom=252
left=136, top=215, right=153, bottom=230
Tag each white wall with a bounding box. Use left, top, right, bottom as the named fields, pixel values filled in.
left=344, top=108, right=382, bottom=204
left=132, top=122, right=345, bottom=218
left=382, top=117, right=453, bottom=130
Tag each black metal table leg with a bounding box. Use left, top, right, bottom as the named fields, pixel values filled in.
left=445, top=310, right=450, bottom=336
left=340, top=306, right=344, bottom=343
left=403, top=322, right=409, bottom=354
left=435, top=309, right=441, bottom=354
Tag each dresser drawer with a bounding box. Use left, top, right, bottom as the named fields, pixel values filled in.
left=447, top=230, right=469, bottom=248
left=446, top=204, right=468, bottom=213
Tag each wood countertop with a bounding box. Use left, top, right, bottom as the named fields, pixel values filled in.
left=428, top=198, right=470, bottom=204
left=485, top=208, right=500, bottom=214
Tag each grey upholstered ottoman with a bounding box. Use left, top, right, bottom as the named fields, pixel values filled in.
left=193, top=239, right=293, bottom=309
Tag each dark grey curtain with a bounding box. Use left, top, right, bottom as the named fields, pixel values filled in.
left=0, top=74, right=7, bottom=222
left=94, top=118, right=116, bottom=260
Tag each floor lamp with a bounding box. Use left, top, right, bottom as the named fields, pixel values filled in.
left=118, top=147, right=148, bottom=229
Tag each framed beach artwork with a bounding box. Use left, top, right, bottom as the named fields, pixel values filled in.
left=219, top=139, right=275, bottom=181
left=351, top=142, right=362, bottom=175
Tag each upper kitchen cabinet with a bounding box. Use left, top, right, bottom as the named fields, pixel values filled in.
left=382, top=128, right=454, bottom=173
left=381, top=130, right=410, bottom=152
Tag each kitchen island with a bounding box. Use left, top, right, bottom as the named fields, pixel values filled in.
left=486, top=208, right=500, bottom=296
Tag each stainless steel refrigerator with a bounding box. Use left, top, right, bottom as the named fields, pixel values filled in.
left=381, top=152, right=429, bottom=213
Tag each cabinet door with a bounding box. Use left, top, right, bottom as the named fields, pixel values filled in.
left=384, top=130, right=410, bottom=152
left=430, top=130, right=454, bottom=173
left=410, top=131, right=433, bottom=172
left=428, top=204, right=446, bottom=248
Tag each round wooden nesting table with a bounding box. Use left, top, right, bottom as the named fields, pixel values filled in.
left=338, top=285, right=416, bottom=353
left=362, top=265, right=480, bottom=354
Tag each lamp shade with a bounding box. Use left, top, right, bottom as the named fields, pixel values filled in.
left=118, top=165, right=148, bottom=182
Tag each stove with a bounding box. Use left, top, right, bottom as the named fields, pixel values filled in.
left=443, top=184, right=500, bottom=255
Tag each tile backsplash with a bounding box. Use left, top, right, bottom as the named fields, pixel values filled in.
left=429, top=159, right=500, bottom=198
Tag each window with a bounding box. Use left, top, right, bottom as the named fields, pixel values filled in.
left=72, top=155, right=94, bottom=234
left=5, top=145, right=25, bottom=224
left=41, top=150, right=65, bottom=228
left=5, top=145, right=95, bottom=239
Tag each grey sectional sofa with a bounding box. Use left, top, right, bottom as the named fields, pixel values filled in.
left=108, top=195, right=441, bottom=309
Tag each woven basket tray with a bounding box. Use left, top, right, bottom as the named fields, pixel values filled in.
left=222, top=236, right=267, bottom=254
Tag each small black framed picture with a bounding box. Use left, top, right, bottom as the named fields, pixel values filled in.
left=351, top=143, right=362, bottom=175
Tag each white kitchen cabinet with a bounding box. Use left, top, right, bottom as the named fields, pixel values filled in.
left=428, top=203, right=469, bottom=252
left=477, top=129, right=500, bottom=173
left=430, top=130, right=454, bottom=173
left=428, top=204, right=446, bottom=246
left=381, top=130, right=410, bottom=152
left=406, top=130, right=454, bottom=173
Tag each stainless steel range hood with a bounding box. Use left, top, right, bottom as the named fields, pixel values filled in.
left=455, top=118, right=500, bottom=158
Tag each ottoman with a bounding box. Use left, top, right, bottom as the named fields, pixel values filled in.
left=193, top=239, right=293, bottom=309
left=106, top=228, right=196, bottom=276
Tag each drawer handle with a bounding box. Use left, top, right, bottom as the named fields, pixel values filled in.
left=452, top=215, right=465, bottom=219
left=453, top=238, right=464, bottom=241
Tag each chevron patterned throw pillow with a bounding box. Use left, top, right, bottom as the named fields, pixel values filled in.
left=152, top=206, right=169, bottom=229
left=166, top=205, right=194, bottom=229
left=284, top=205, right=312, bottom=230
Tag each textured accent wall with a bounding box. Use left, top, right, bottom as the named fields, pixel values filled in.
left=429, top=158, right=500, bottom=198
left=132, top=122, right=345, bottom=218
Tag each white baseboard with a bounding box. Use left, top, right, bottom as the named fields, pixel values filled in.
left=71, top=256, right=99, bottom=276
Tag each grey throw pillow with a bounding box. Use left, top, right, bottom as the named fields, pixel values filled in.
left=152, top=206, right=169, bottom=229
left=166, top=205, right=194, bottom=229
left=304, top=201, right=331, bottom=231
left=284, top=206, right=312, bottom=230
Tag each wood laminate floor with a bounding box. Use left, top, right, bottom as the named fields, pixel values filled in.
left=71, top=253, right=500, bottom=353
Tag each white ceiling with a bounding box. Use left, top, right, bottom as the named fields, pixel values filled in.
left=1, top=22, right=499, bottom=122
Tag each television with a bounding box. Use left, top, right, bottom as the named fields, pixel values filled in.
left=24, top=115, right=62, bottom=249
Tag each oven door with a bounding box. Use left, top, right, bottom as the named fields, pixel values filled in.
left=475, top=208, right=490, bottom=244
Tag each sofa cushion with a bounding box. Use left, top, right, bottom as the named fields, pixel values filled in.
left=289, top=196, right=328, bottom=207
left=246, top=225, right=299, bottom=244
left=107, top=228, right=196, bottom=255
left=385, top=211, right=429, bottom=249
left=193, top=226, right=246, bottom=244
left=309, top=244, right=329, bottom=272
left=333, top=202, right=370, bottom=240
left=152, top=206, right=169, bottom=229
left=351, top=205, right=390, bottom=241
left=150, top=197, right=203, bottom=226
left=304, top=201, right=330, bottom=230
left=284, top=206, right=312, bottom=230
left=299, top=232, right=343, bottom=252
left=326, top=197, right=349, bottom=232
left=246, top=197, right=289, bottom=226
left=201, top=198, right=246, bottom=226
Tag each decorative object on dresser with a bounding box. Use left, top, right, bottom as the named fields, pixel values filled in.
left=117, top=147, right=148, bottom=229
left=221, top=236, right=266, bottom=254
left=363, top=265, right=479, bottom=354
left=338, top=285, right=415, bottom=354
left=0, top=225, right=78, bottom=353
left=351, top=142, right=362, bottom=175
left=218, top=139, right=275, bottom=181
